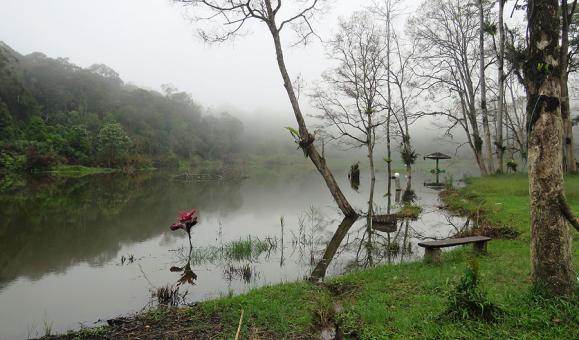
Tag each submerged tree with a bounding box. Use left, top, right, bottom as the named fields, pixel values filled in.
left=311, top=11, right=388, bottom=230
left=386, top=17, right=417, bottom=182
left=174, top=0, right=356, bottom=217
left=525, top=0, right=576, bottom=296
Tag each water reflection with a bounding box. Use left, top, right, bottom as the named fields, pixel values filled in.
left=0, top=172, right=243, bottom=288
left=348, top=162, right=360, bottom=191
left=0, top=167, right=472, bottom=339
left=424, top=172, right=446, bottom=190
left=170, top=246, right=198, bottom=287
left=309, top=170, right=461, bottom=281
left=309, top=216, right=357, bottom=282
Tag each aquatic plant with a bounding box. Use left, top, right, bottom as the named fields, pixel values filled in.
left=187, top=236, right=277, bottom=265
left=169, top=208, right=198, bottom=244
left=153, top=284, right=181, bottom=307
left=397, top=204, right=422, bottom=220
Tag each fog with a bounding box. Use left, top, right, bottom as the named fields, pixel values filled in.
left=0, top=0, right=542, bottom=162
left=1, top=0, right=401, bottom=113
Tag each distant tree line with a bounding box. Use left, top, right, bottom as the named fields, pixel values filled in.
left=0, top=42, right=243, bottom=171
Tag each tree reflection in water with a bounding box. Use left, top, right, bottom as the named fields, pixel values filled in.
left=309, top=176, right=433, bottom=281
left=0, top=172, right=244, bottom=288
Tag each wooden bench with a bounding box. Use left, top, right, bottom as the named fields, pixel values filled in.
left=417, top=236, right=491, bottom=264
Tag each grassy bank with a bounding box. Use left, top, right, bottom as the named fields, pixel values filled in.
left=56, top=174, right=578, bottom=339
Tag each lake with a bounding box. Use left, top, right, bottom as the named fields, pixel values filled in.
left=0, top=163, right=477, bottom=339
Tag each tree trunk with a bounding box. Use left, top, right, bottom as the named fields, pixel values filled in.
left=526, top=0, right=575, bottom=297
left=367, top=136, right=376, bottom=237
left=496, top=0, right=506, bottom=173
left=460, top=93, right=489, bottom=175
left=397, top=83, right=412, bottom=181
left=479, top=0, right=495, bottom=174
left=561, top=0, right=577, bottom=173
left=268, top=24, right=357, bottom=217
left=386, top=11, right=393, bottom=207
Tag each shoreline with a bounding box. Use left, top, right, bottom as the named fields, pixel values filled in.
left=41, top=174, right=578, bottom=339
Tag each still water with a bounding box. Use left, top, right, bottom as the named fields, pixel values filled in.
left=0, top=164, right=476, bottom=339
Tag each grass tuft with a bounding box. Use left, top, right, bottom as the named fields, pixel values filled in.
left=397, top=204, right=422, bottom=220
left=442, top=260, right=504, bottom=322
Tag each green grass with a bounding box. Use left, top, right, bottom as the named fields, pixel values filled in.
left=442, top=173, right=579, bottom=241
left=188, top=236, right=277, bottom=265
left=63, top=174, right=579, bottom=339
left=225, top=237, right=275, bottom=261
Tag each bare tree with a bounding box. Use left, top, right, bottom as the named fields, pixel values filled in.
left=373, top=0, right=418, bottom=183
left=496, top=0, right=507, bottom=173
left=409, top=0, right=489, bottom=175
left=525, top=0, right=576, bottom=297
left=311, top=11, right=388, bottom=232
left=390, top=31, right=418, bottom=182
left=478, top=0, right=496, bottom=173
left=504, top=76, right=527, bottom=161
left=368, top=0, right=397, bottom=206
left=174, top=0, right=356, bottom=216
left=561, top=0, right=578, bottom=173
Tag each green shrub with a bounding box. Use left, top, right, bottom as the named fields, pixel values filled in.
left=443, top=260, right=503, bottom=322
left=23, top=144, right=59, bottom=171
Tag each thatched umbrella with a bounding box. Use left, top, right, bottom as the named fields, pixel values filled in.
left=423, top=152, right=451, bottom=173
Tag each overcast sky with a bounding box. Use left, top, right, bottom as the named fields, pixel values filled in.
left=0, top=0, right=427, bottom=113
left=0, top=0, right=527, bottom=121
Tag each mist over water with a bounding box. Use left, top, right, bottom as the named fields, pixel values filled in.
left=0, top=161, right=476, bottom=339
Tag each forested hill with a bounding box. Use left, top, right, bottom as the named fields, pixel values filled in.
left=0, top=41, right=243, bottom=171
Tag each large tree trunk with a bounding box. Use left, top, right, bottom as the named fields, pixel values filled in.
left=561, top=0, right=577, bottom=173
left=496, top=0, right=506, bottom=173
left=479, top=0, right=495, bottom=174
left=526, top=0, right=575, bottom=297
left=268, top=24, right=357, bottom=217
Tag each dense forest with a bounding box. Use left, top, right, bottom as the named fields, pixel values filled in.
left=0, top=41, right=243, bottom=171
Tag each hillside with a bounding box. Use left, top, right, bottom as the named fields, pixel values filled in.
left=0, top=42, right=243, bottom=171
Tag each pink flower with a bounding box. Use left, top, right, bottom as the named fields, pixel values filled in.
left=170, top=222, right=184, bottom=231
left=179, top=209, right=198, bottom=223
left=170, top=208, right=198, bottom=233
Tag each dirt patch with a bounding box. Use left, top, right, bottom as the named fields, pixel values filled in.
left=42, top=307, right=227, bottom=339
left=455, top=225, right=520, bottom=240
left=325, top=281, right=360, bottom=298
